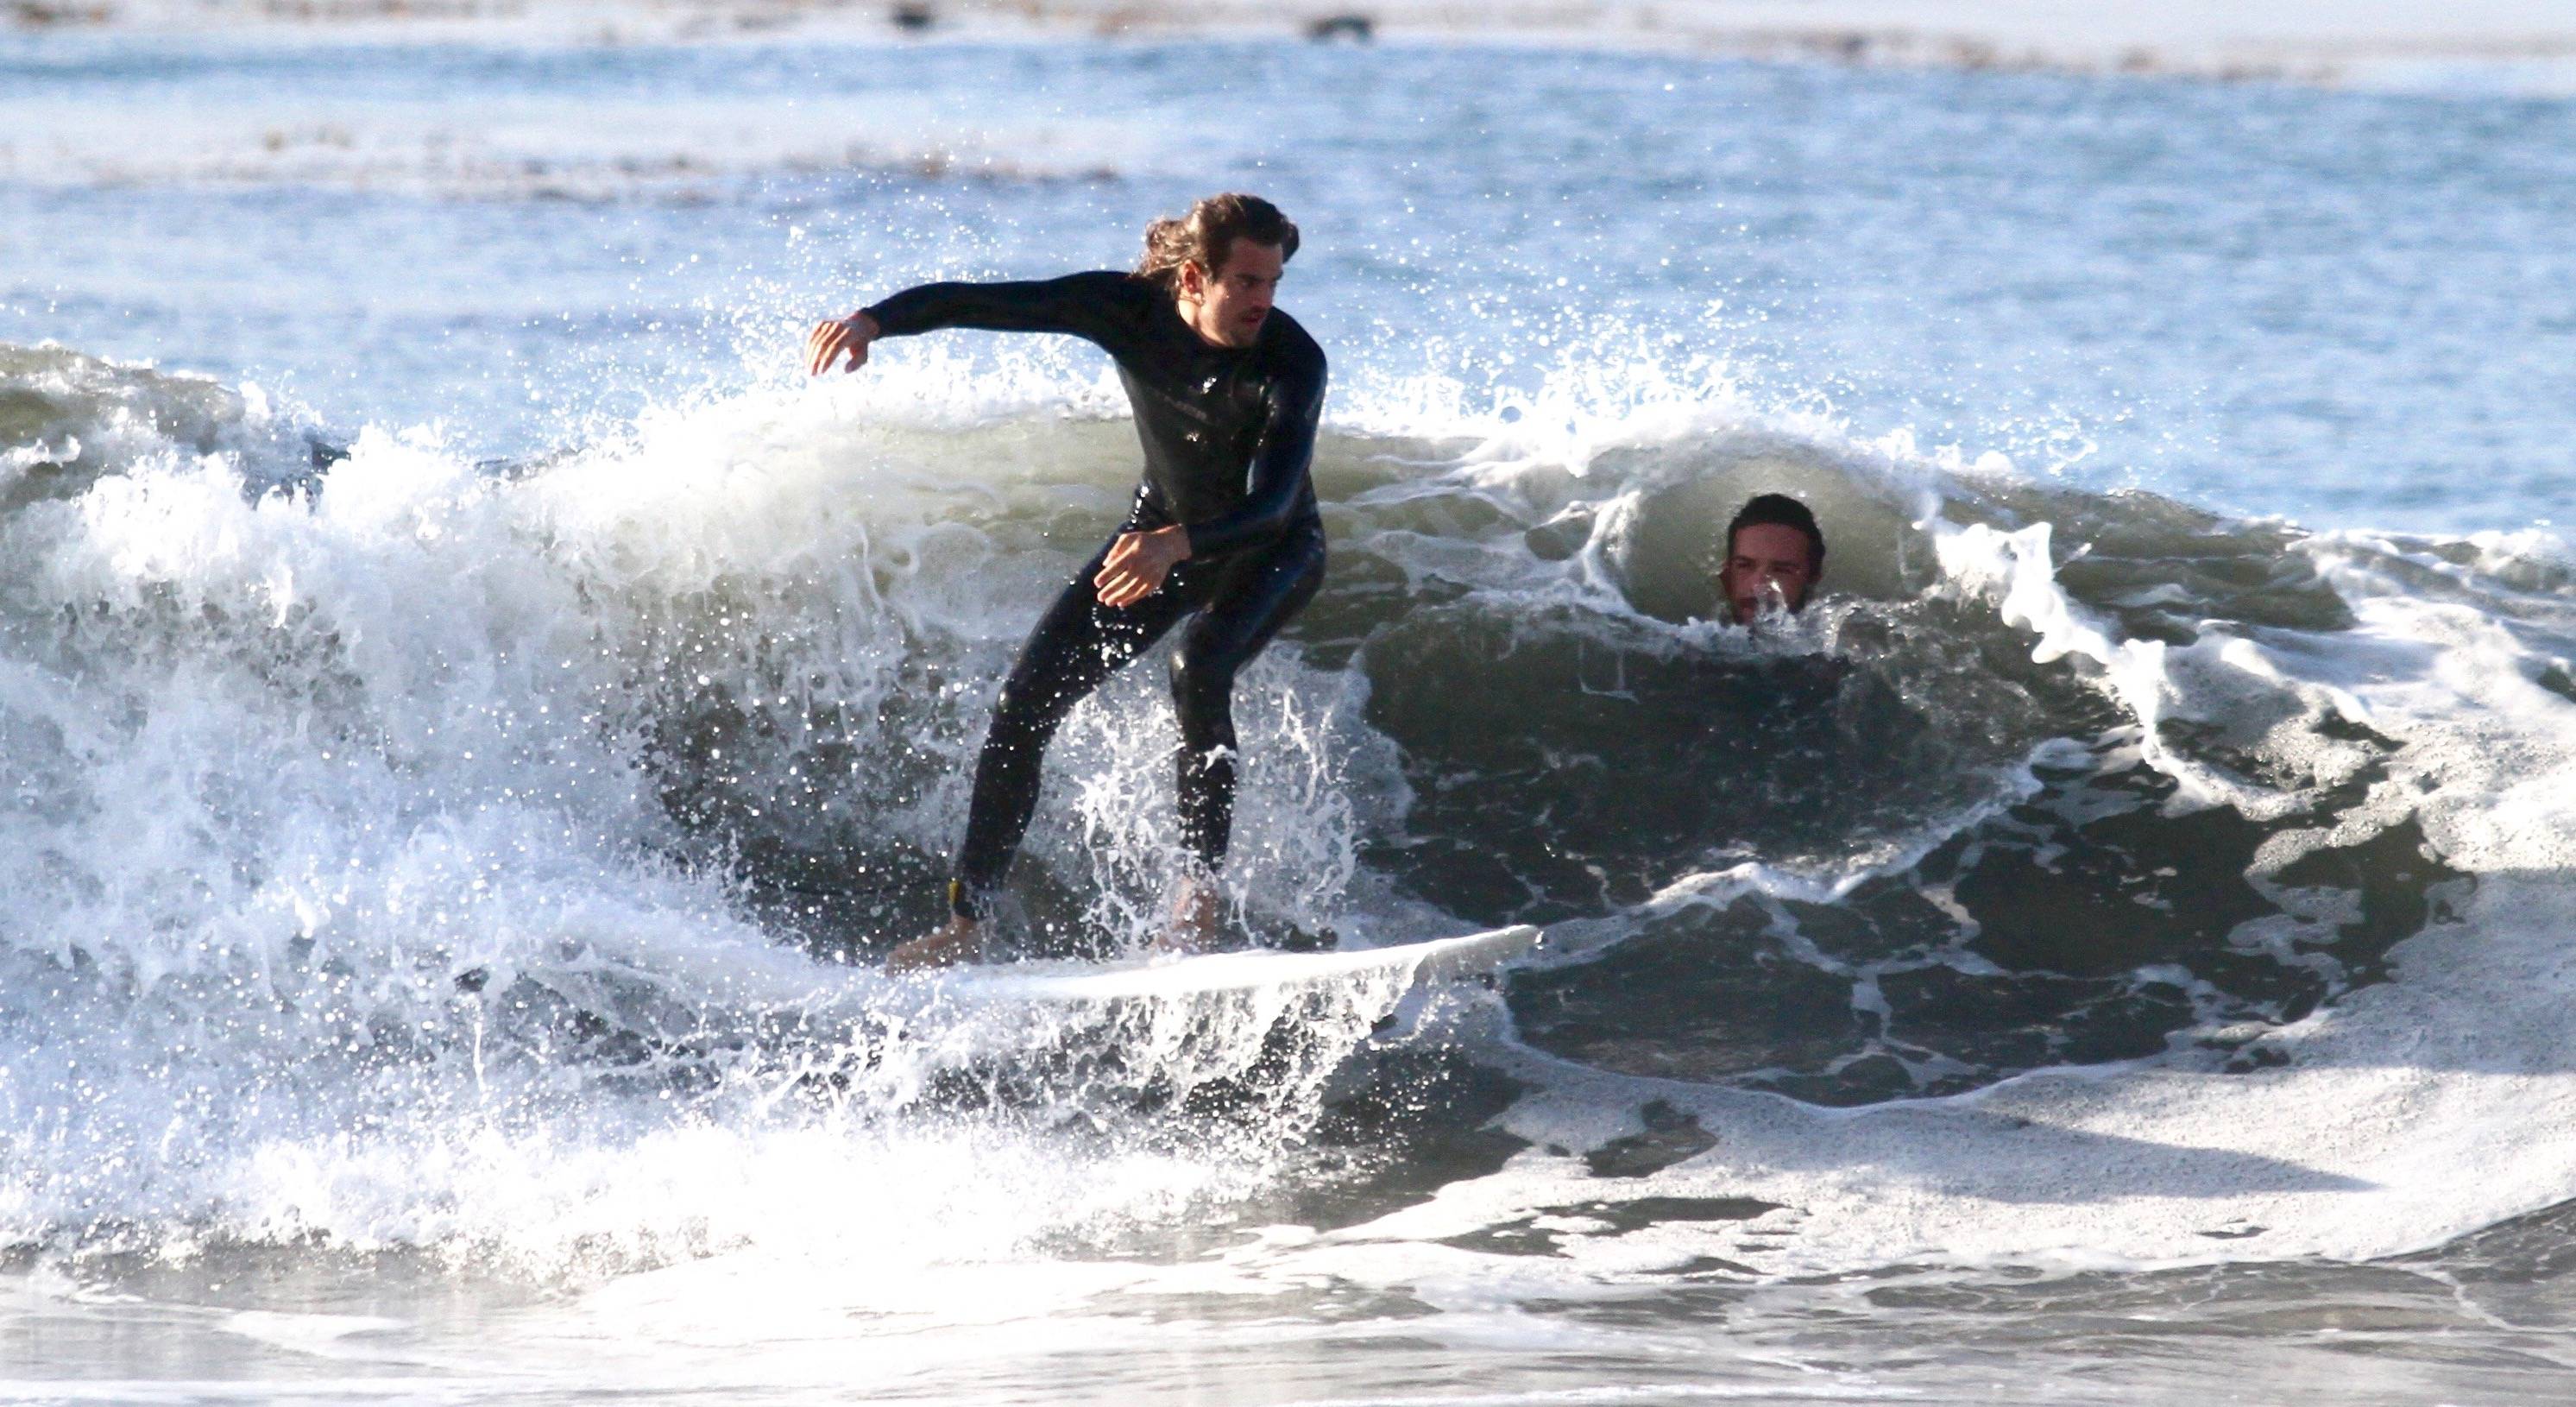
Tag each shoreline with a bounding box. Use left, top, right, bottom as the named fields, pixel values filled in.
left=8, top=0, right=2576, bottom=91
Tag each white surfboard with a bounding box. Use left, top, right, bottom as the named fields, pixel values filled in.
left=618, top=923, right=1539, bottom=1031
left=580, top=924, right=1540, bottom=1103
left=942, top=924, right=1541, bottom=1004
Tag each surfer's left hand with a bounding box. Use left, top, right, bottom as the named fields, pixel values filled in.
left=1094, top=526, right=1191, bottom=607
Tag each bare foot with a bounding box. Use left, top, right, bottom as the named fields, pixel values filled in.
left=1151, top=878, right=1222, bottom=956
left=886, top=915, right=979, bottom=973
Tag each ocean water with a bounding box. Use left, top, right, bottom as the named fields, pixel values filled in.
left=5, top=26, right=2576, bottom=1404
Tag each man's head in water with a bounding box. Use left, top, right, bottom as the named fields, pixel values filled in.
left=1720, top=494, right=1826, bottom=624
left=1137, top=192, right=1300, bottom=349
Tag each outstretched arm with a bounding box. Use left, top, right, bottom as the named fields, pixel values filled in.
left=807, top=271, right=1137, bottom=376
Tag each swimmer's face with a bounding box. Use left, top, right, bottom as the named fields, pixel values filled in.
left=1721, top=522, right=1820, bottom=624
left=1180, top=239, right=1284, bottom=349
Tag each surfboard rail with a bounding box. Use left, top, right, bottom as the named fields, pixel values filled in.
left=942, top=924, right=1541, bottom=1004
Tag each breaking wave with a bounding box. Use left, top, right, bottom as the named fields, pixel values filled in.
left=4, top=334, right=2575, bottom=1288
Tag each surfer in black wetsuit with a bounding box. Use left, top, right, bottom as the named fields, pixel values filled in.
left=804, top=193, right=1326, bottom=970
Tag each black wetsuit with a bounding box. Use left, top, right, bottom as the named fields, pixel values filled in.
left=861, top=271, right=1329, bottom=920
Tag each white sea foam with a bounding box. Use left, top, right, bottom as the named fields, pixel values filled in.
left=0, top=345, right=1457, bottom=1281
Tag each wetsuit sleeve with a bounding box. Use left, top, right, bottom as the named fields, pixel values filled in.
left=861, top=271, right=1142, bottom=355
left=1182, top=350, right=1326, bottom=557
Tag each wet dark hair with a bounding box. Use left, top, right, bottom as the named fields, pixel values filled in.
left=1137, top=193, right=1301, bottom=289
left=1724, top=493, right=1826, bottom=576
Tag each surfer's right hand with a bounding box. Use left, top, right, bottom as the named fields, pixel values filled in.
left=806, top=312, right=880, bottom=375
